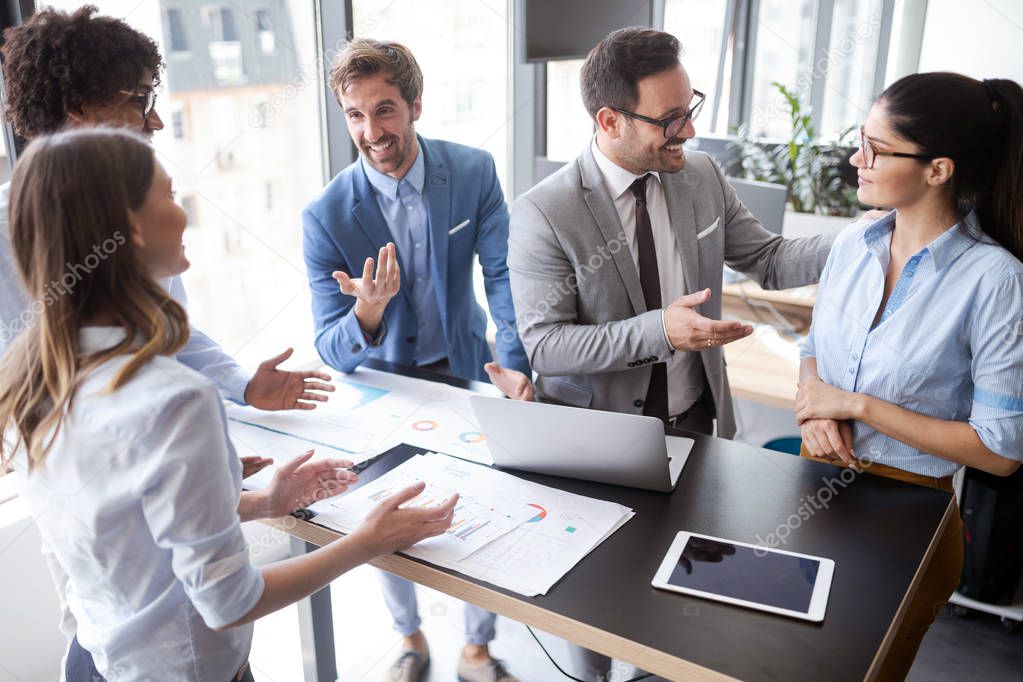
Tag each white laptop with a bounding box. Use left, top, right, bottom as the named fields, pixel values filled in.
left=469, top=396, right=695, bottom=492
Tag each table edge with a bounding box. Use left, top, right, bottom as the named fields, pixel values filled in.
left=261, top=516, right=740, bottom=681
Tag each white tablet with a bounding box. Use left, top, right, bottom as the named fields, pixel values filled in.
left=651, top=531, right=834, bottom=622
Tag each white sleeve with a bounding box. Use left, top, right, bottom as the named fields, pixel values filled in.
left=139, top=383, right=264, bottom=629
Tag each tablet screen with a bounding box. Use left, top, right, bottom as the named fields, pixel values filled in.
left=667, top=537, right=820, bottom=613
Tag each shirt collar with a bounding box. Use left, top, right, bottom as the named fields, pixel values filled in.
left=590, top=137, right=661, bottom=199
left=79, top=326, right=132, bottom=354
left=863, top=208, right=984, bottom=272
left=360, top=141, right=425, bottom=200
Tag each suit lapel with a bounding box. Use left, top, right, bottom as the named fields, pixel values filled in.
left=351, top=164, right=413, bottom=309
left=578, top=147, right=648, bottom=315
left=662, top=168, right=700, bottom=294
left=421, top=137, right=451, bottom=315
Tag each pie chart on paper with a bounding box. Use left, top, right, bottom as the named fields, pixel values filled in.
left=527, top=504, right=547, bottom=523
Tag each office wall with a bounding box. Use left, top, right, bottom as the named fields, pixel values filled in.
left=918, top=0, right=1023, bottom=83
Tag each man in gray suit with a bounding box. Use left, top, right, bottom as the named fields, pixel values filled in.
left=508, top=26, right=837, bottom=681
left=508, top=27, right=834, bottom=441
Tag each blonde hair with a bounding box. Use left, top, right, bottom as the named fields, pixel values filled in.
left=328, top=38, right=423, bottom=106
left=0, top=128, right=189, bottom=471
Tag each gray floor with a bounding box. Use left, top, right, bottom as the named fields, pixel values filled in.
left=908, top=608, right=1023, bottom=682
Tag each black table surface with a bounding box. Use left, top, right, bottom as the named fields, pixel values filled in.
left=337, top=360, right=954, bottom=681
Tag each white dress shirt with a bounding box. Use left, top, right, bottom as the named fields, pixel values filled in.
left=14, top=327, right=264, bottom=680
left=590, top=138, right=702, bottom=415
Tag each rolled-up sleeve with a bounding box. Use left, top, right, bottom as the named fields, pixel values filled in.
left=969, top=272, right=1023, bottom=459
left=140, top=384, right=264, bottom=629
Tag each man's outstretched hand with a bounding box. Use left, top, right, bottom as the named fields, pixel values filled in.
left=244, top=347, right=335, bottom=411
left=484, top=362, right=535, bottom=401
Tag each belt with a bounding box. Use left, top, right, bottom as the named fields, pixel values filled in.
left=666, top=394, right=713, bottom=428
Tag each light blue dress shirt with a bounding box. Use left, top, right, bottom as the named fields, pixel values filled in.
left=802, top=210, right=1023, bottom=476
left=361, top=149, right=446, bottom=365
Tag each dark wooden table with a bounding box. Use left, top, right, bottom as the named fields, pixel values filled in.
left=274, top=360, right=955, bottom=682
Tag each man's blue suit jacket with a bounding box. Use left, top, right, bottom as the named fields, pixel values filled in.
left=302, top=135, right=529, bottom=382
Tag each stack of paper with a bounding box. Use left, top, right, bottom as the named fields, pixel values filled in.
left=225, top=368, right=635, bottom=596
left=316, top=453, right=634, bottom=597
left=227, top=367, right=498, bottom=480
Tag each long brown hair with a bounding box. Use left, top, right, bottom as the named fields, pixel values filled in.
left=879, top=72, right=1023, bottom=260
left=0, top=128, right=189, bottom=471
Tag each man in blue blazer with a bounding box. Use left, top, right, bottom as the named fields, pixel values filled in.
left=303, top=51, right=528, bottom=387
left=302, top=40, right=526, bottom=682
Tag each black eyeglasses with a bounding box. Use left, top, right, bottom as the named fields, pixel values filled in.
left=859, top=126, right=934, bottom=169
left=612, top=90, right=705, bottom=139
left=119, top=89, right=158, bottom=121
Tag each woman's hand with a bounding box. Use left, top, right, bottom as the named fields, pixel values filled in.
left=258, top=450, right=358, bottom=518
left=795, top=377, right=862, bottom=424
left=800, top=418, right=857, bottom=467
left=483, top=362, right=535, bottom=401
left=351, top=482, right=458, bottom=556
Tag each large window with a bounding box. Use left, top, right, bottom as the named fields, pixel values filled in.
left=544, top=59, right=591, bottom=163
left=664, top=0, right=731, bottom=135
left=818, top=0, right=884, bottom=135
left=47, top=0, right=327, bottom=368
left=747, top=0, right=818, bottom=139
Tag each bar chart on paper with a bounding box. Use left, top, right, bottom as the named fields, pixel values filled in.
left=332, top=378, right=390, bottom=410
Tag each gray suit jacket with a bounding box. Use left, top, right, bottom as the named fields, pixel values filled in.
left=508, top=146, right=835, bottom=439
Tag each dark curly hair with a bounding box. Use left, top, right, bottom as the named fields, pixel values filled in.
left=1, top=5, right=164, bottom=139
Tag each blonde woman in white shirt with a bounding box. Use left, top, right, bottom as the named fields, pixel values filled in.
left=0, top=128, right=457, bottom=681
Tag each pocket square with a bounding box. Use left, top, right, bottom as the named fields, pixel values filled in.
left=448, top=219, right=470, bottom=235
left=696, top=217, right=720, bottom=240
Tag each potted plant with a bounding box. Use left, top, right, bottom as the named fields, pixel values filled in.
left=737, top=82, right=863, bottom=236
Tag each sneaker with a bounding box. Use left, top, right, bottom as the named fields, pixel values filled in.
left=382, top=650, right=430, bottom=682
left=456, top=656, right=519, bottom=682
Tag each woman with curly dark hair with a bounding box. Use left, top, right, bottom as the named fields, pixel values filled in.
left=0, top=4, right=164, bottom=139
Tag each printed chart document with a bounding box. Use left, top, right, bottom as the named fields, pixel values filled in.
left=317, top=453, right=536, bottom=562
left=228, top=367, right=497, bottom=493
left=432, top=480, right=635, bottom=596
left=315, top=452, right=633, bottom=596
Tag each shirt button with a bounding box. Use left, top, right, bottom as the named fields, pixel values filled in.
left=417, top=277, right=423, bottom=283
left=848, top=368, right=855, bottom=375
left=415, top=242, right=423, bottom=249
left=634, top=399, right=644, bottom=408
left=406, top=205, right=413, bottom=211
left=851, top=353, right=859, bottom=361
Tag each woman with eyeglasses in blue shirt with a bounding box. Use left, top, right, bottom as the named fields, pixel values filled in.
left=795, top=72, right=1023, bottom=680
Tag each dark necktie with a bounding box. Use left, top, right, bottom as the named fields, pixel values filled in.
left=629, top=175, right=669, bottom=423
